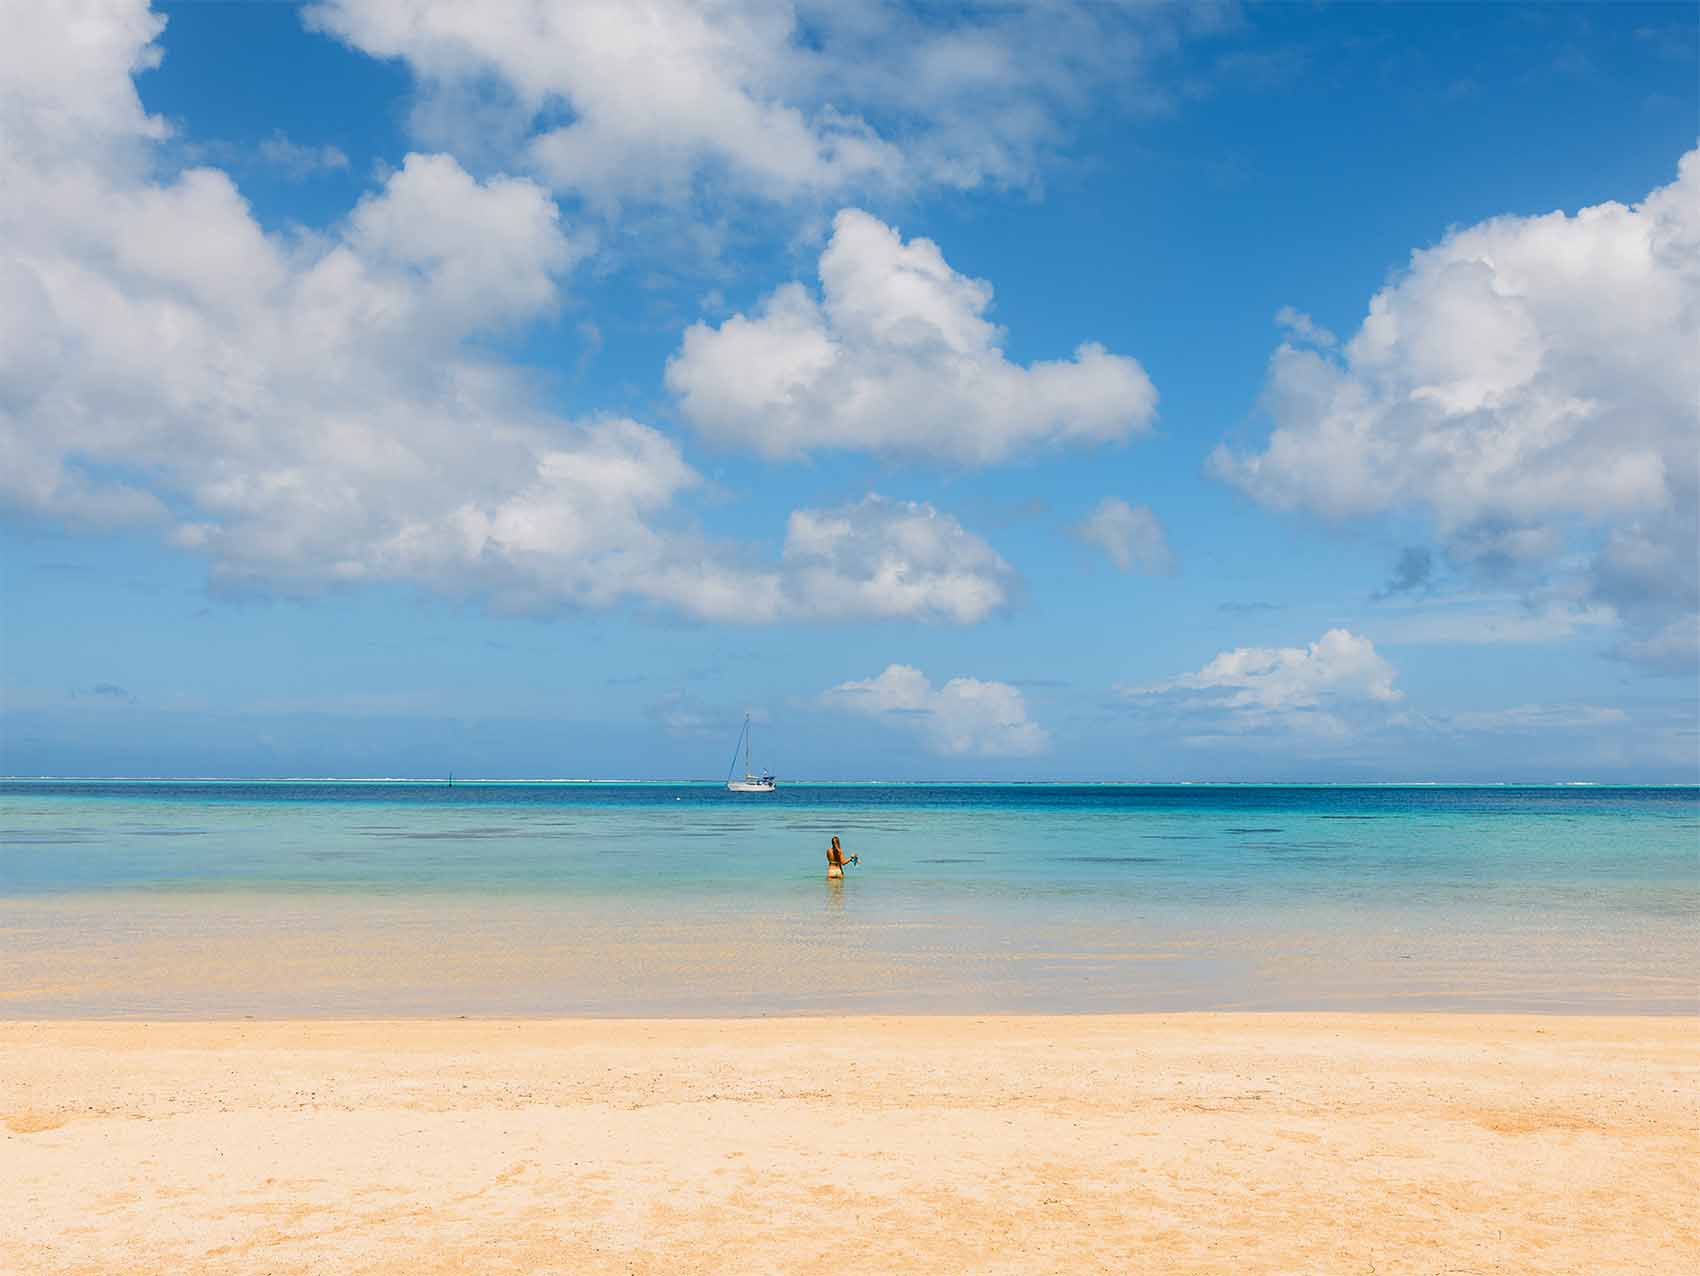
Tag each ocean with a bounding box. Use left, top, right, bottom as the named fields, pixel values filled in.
left=2, top=781, right=1695, bottom=1017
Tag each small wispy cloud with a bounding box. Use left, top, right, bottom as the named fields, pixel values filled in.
left=1442, top=704, right=1628, bottom=733
left=1607, top=614, right=1700, bottom=675
left=1071, top=498, right=1175, bottom=575
left=1373, top=546, right=1435, bottom=600
left=1274, top=305, right=1336, bottom=348
left=646, top=689, right=715, bottom=738
left=1366, top=593, right=1618, bottom=646
left=71, top=683, right=136, bottom=704
left=256, top=131, right=350, bottom=180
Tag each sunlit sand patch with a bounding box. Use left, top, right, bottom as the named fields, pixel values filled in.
left=5, top=1111, right=67, bottom=1134
left=0, top=1016, right=1693, bottom=1275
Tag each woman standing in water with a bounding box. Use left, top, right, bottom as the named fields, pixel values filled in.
left=826, top=835, right=858, bottom=879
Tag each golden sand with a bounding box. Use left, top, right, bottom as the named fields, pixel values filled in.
left=4, top=1015, right=1696, bottom=1274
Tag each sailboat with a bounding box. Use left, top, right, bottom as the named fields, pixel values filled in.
left=726, top=713, right=777, bottom=793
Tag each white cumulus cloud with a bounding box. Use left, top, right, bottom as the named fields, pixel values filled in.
left=774, top=496, right=1013, bottom=624
left=666, top=208, right=1156, bottom=462
left=823, top=664, right=1049, bottom=757
left=0, top=1, right=1012, bottom=626
left=1211, top=150, right=1700, bottom=670
left=643, top=496, right=1015, bottom=625
left=1072, top=498, right=1175, bottom=574
left=304, top=0, right=1226, bottom=207
left=1121, top=628, right=1402, bottom=739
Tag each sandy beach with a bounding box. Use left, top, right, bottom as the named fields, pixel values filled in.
left=4, top=1014, right=1695, bottom=1275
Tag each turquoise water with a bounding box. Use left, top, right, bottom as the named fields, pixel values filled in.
left=2, top=782, right=1696, bottom=1016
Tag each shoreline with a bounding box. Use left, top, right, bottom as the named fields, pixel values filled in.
left=9, top=889, right=1693, bottom=1020
left=7, top=1003, right=1700, bottom=1021
left=7, top=1010, right=1699, bottom=1032
left=7, top=1013, right=1696, bottom=1274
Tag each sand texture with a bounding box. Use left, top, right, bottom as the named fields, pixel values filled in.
left=3, top=1015, right=1695, bottom=1274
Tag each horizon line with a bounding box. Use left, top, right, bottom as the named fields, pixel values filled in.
left=4, top=776, right=1696, bottom=788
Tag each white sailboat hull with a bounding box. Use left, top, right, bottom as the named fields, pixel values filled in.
left=726, top=713, right=775, bottom=791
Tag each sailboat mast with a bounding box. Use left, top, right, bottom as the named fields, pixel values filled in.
left=745, top=714, right=752, bottom=777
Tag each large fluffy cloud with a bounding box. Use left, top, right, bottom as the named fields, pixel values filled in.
left=1120, top=628, right=1402, bottom=739
left=666, top=209, right=1156, bottom=462
left=305, top=0, right=1226, bottom=206
left=823, top=664, right=1048, bottom=757
left=0, top=1, right=1009, bottom=623
left=1211, top=151, right=1700, bottom=671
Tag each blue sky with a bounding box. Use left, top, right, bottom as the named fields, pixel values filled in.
left=2, top=0, right=1696, bottom=781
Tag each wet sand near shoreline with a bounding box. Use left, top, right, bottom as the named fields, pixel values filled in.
left=5, top=890, right=1694, bottom=1017
left=5, top=1014, right=1696, bottom=1274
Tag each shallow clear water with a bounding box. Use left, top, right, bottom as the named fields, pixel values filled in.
left=2, top=782, right=1695, bottom=1016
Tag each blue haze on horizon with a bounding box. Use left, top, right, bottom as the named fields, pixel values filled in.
left=1, top=0, right=1696, bottom=782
